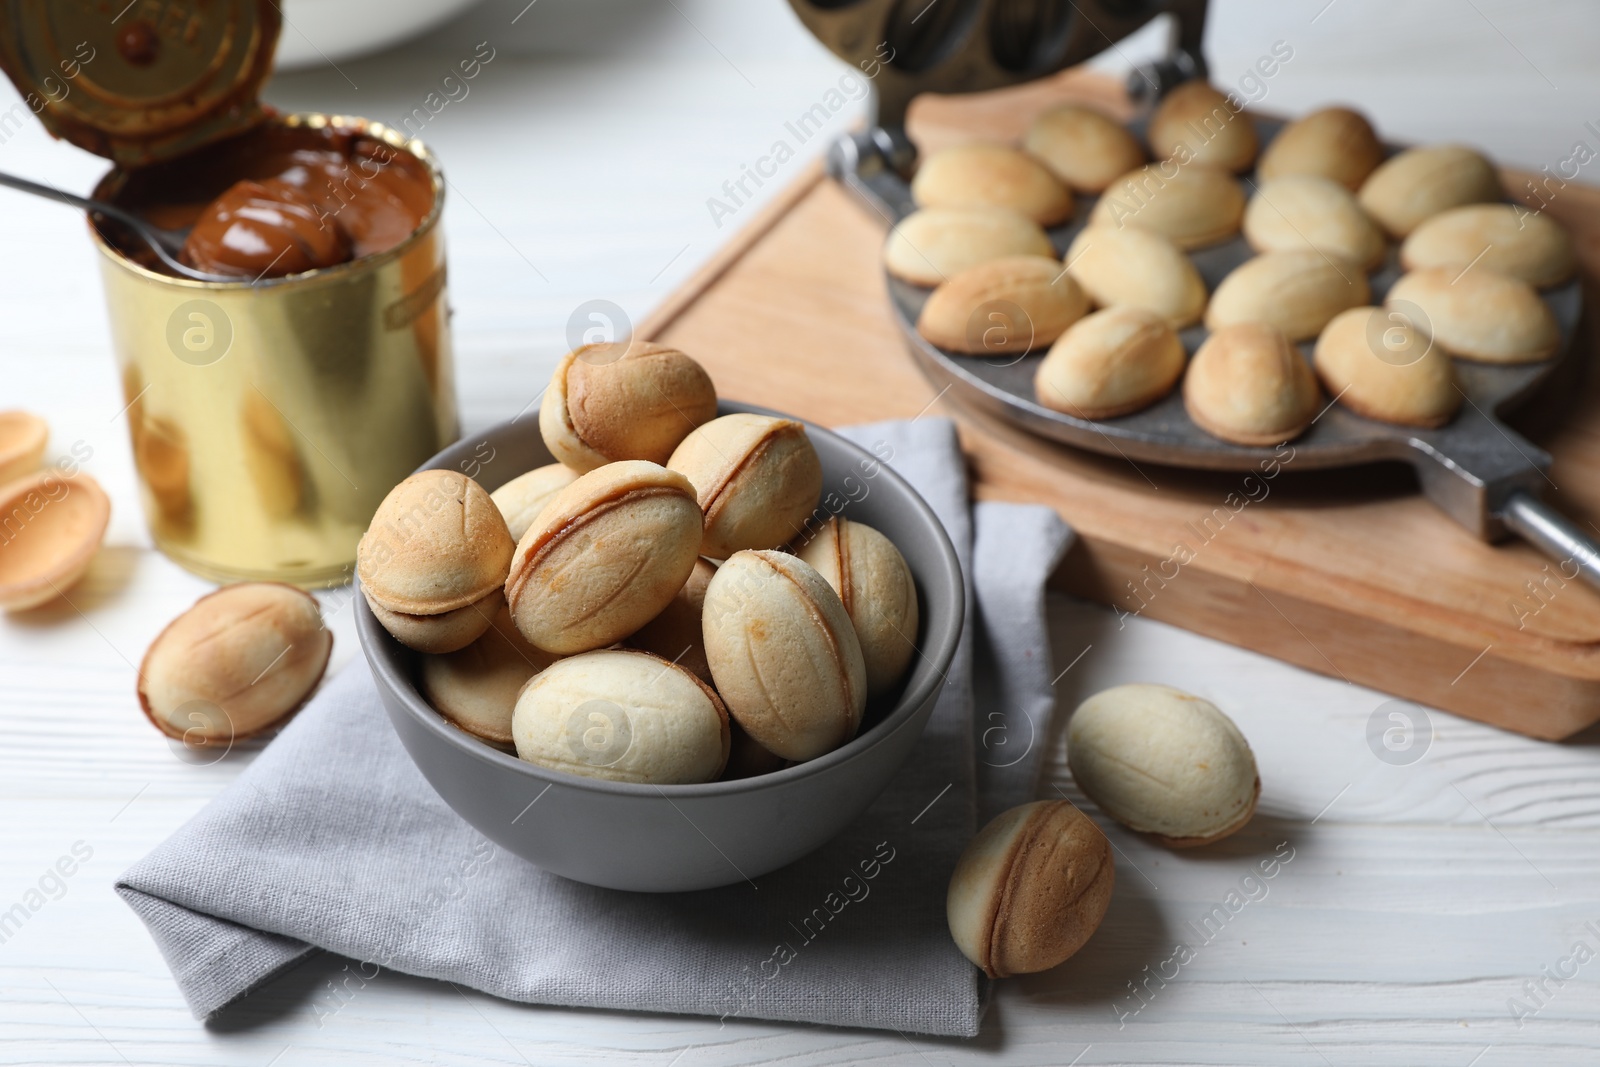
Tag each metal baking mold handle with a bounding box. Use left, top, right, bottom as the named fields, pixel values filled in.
left=1405, top=413, right=1600, bottom=591
left=1502, top=492, right=1600, bottom=593
left=826, top=131, right=914, bottom=224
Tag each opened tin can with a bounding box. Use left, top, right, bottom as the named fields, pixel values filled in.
left=0, top=2, right=458, bottom=587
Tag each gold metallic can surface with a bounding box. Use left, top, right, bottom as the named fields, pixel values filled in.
left=92, top=114, right=457, bottom=588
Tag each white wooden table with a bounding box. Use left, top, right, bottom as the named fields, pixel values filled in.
left=2, top=2, right=1598, bottom=1063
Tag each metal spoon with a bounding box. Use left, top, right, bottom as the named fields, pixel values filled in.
left=0, top=168, right=238, bottom=283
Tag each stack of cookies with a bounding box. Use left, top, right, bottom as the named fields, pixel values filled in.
left=886, top=86, right=1574, bottom=446
left=359, top=344, right=921, bottom=785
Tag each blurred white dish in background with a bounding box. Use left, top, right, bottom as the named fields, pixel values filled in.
left=275, top=0, right=483, bottom=69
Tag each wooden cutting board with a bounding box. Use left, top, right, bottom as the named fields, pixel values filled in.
left=640, top=68, right=1600, bottom=741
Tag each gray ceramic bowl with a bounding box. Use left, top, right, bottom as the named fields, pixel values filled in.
left=358, top=402, right=964, bottom=892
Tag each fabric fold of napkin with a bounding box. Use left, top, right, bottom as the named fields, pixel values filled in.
left=117, top=418, right=1073, bottom=1038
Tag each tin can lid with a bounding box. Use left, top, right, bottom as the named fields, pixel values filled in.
left=0, top=0, right=281, bottom=167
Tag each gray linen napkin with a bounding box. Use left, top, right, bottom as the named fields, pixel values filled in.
left=972, top=503, right=1075, bottom=824
left=116, top=418, right=1073, bottom=1037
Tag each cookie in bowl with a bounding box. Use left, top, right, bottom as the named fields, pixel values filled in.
left=668, top=413, right=823, bottom=559
left=512, top=648, right=729, bottom=785
left=505, top=461, right=703, bottom=655
left=539, top=342, right=717, bottom=472
left=702, top=549, right=867, bottom=762
left=795, top=516, right=920, bottom=699
left=626, top=557, right=716, bottom=683
left=420, top=604, right=561, bottom=748
left=490, top=463, right=578, bottom=542
left=358, top=470, right=515, bottom=654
